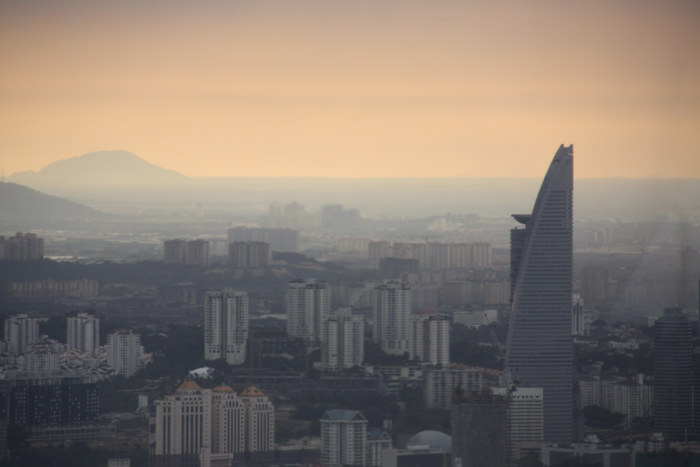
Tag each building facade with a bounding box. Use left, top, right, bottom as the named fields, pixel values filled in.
left=0, top=233, right=44, bottom=260
left=321, top=309, right=364, bottom=371
left=286, top=279, right=329, bottom=343
left=505, top=144, right=576, bottom=443
left=228, top=241, right=270, bottom=268
left=493, top=386, right=544, bottom=463
left=4, top=314, right=39, bottom=355
left=107, top=329, right=145, bottom=378
left=321, top=409, right=367, bottom=467
left=373, top=281, right=411, bottom=356
left=163, top=239, right=210, bottom=266
left=67, top=312, right=100, bottom=355
left=409, top=313, right=450, bottom=367
left=204, top=289, right=249, bottom=365
left=227, top=227, right=298, bottom=253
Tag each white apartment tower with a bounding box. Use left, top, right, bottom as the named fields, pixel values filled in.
left=4, top=314, right=39, bottom=355
left=409, top=313, right=450, bottom=366
left=373, top=281, right=411, bottom=356
left=492, top=386, right=544, bottom=464
left=321, top=309, right=364, bottom=371
left=321, top=409, right=368, bottom=467
left=240, top=386, right=275, bottom=453
left=67, top=312, right=100, bottom=354
left=107, top=329, right=145, bottom=378
left=204, top=289, right=249, bottom=365
left=286, top=279, right=330, bottom=343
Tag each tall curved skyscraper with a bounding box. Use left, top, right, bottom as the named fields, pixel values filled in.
left=505, top=144, right=575, bottom=443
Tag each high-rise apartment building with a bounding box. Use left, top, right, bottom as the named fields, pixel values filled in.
left=505, top=144, right=576, bottom=443
left=66, top=312, right=100, bottom=354
left=424, top=365, right=499, bottom=409
left=228, top=241, right=270, bottom=268
left=107, top=329, right=145, bottom=378
left=321, top=409, right=368, bottom=467
left=163, top=239, right=210, bottom=267
left=373, top=281, right=411, bottom=356
left=654, top=307, right=694, bottom=440
left=0, top=232, right=44, bottom=260
left=321, top=309, right=364, bottom=371
left=204, top=289, right=249, bottom=365
left=4, top=314, right=39, bottom=355
left=286, top=279, right=329, bottom=343
left=409, top=313, right=450, bottom=367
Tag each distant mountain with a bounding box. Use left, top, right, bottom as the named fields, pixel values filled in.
left=0, top=182, right=105, bottom=221
left=9, top=150, right=187, bottom=188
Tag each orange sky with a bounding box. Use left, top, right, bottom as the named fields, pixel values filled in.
left=1, top=0, right=699, bottom=178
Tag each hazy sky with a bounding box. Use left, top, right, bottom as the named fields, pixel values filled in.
left=1, top=0, right=699, bottom=178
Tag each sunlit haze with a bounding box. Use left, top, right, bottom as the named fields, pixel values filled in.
left=1, top=0, right=699, bottom=178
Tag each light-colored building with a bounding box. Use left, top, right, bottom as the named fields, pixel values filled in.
left=151, top=381, right=213, bottom=457
left=373, top=281, right=411, bottom=356
left=240, top=386, right=275, bottom=453
left=107, top=329, right=145, bottom=378
left=4, top=314, right=39, bottom=355
left=321, top=309, right=364, bottom=371
left=321, top=409, right=367, bottom=467
left=409, top=313, right=450, bottom=367
left=541, top=437, right=631, bottom=467
left=286, top=279, right=329, bottom=343
left=9, top=279, right=99, bottom=300
left=67, top=313, right=100, bottom=355
left=107, top=458, right=131, bottom=467
left=150, top=382, right=274, bottom=459
left=572, top=294, right=588, bottom=336
left=493, top=386, right=544, bottom=464
left=366, top=429, right=392, bottom=467
left=204, top=289, right=249, bottom=365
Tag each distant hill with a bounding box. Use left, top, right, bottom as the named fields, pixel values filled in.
left=0, top=182, right=105, bottom=221
left=8, top=150, right=187, bottom=188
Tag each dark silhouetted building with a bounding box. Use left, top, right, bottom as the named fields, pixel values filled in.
left=0, top=232, right=44, bottom=260
left=654, top=307, right=693, bottom=440
left=228, top=241, right=270, bottom=268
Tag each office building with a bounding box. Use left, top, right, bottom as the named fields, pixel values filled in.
left=286, top=279, right=329, bottom=343
left=505, top=144, right=576, bottom=443
left=227, top=227, right=298, bottom=253
left=9, top=279, right=99, bottom=300
left=654, top=307, right=694, bottom=440
left=493, top=386, right=544, bottom=463
left=3, top=376, right=99, bottom=426
left=228, top=241, right=270, bottom=268
left=451, top=391, right=509, bottom=467
left=240, top=386, right=275, bottom=453
left=571, top=294, right=587, bottom=336
left=204, top=289, right=249, bottom=365
left=107, top=329, right=146, bottom=378
left=0, top=232, right=44, bottom=260
left=373, top=281, right=411, bottom=356
left=4, top=314, right=39, bottom=355
left=321, top=409, right=367, bottom=467
left=409, top=313, right=450, bottom=367
left=151, top=382, right=274, bottom=465
left=321, top=309, right=364, bottom=371
left=67, top=312, right=100, bottom=354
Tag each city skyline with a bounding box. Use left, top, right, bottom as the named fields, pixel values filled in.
left=1, top=1, right=699, bottom=179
